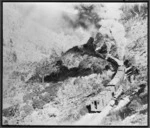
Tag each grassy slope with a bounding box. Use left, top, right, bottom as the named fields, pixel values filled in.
left=3, top=4, right=147, bottom=125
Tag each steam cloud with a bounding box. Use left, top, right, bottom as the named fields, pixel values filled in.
left=4, top=3, right=128, bottom=62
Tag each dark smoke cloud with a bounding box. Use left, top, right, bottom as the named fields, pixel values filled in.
left=62, top=4, right=103, bottom=30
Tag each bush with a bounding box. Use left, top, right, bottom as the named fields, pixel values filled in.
left=120, top=3, right=147, bottom=22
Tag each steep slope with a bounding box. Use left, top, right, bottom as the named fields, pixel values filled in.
left=2, top=3, right=147, bottom=126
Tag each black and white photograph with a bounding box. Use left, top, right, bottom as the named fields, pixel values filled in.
left=2, top=1, right=148, bottom=126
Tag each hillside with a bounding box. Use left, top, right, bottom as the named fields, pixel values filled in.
left=2, top=3, right=147, bottom=126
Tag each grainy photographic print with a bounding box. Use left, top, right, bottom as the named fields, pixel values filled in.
left=2, top=2, right=148, bottom=126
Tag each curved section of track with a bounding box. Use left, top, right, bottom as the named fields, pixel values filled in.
left=73, top=66, right=126, bottom=125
